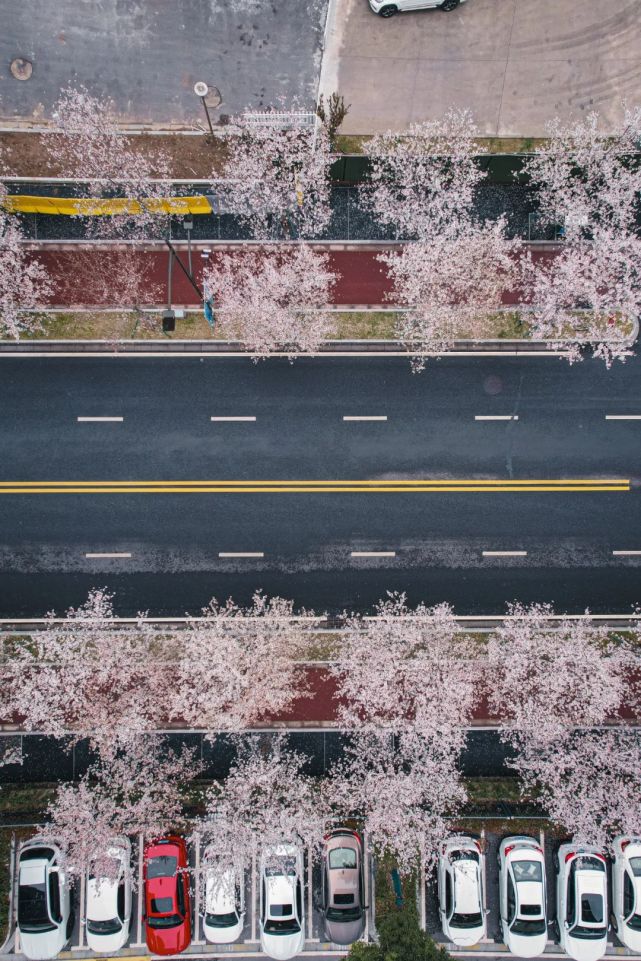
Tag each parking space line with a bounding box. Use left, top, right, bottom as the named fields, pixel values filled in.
left=210, top=416, right=256, bottom=422
left=605, top=415, right=641, bottom=420
left=307, top=845, right=313, bottom=939
left=135, top=834, right=144, bottom=947
left=364, top=832, right=370, bottom=942
left=613, top=550, right=641, bottom=556
left=193, top=833, right=204, bottom=945
left=74, top=869, right=86, bottom=949
left=419, top=850, right=427, bottom=932
left=85, top=552, right=132, bottom=559
left=77, top=416, right=124, bottom=422
left=342, top=415, right=388, bottom=422
left=475, top=415, right=519, bottom=422
left=481, top=828, right=487, bottom=913
left=251, top=854, right=257, bottom=943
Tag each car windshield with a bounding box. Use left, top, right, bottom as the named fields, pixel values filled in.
left=147, top=855, right=177, bottom=879
left=329, top=848, right=357, bottom=870
left=451, top=912, right=482, bottom=928
left=87, top=917, right=122, bottom=936
left=264, top=917, right=301, bottom=934
left=327, top=905, right=362, bottom=922
left=511, top=917, right=546, bottom=936
left=147, top=913, right=182, bottom=929
left=572, top=924, right=607, bottom=940
left=206, top=911, right=238, bottom=928
left=18, top=883, right=56, bottom=934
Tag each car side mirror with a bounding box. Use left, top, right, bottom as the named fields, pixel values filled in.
left=564, top=921, right=570, bottom=931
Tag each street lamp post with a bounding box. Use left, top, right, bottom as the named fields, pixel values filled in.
left=194, top=81, right=220, bottom=139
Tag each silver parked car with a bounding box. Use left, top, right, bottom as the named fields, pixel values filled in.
left=369, top=0, right=467, bottom=17
left=321, top=829, right=366, bottom=944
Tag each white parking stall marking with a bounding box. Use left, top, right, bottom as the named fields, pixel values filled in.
left=85, top=552, right=132, bottom=559
left=351, top=550, right=396, bottom=558
left=605, top=415, right=641, bottom=420
left=307, top=845, right=317, bottom=941
left=193, top=833, right=204, bottom=945
left=419, top=850, right=427, bottom=932
left=481, top=829, right=487, bottom=913
left=76, top=416, right=124, bottom=422
left=363, top=833, right=370, bottom=942
left=135, top=834, right=144, bottom=947
left=73, top=869, right=86, bottom=950
left=475, top=415, right=519, bottom=421
left=210, top=416, right=257, bottom=422
left=613, top=550, right=641, bottom=556
left=250, top=853, right=258, bottom=943
left=218, top=552, right=264, bottom=558
left=342, top=415, right=388, bottom=422
left=482, top=550, right=527, bottom=557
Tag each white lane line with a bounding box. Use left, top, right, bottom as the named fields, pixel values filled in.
left=482, top=550, right=527, bottom=557
left=85, top=552, right=132, bottom=558
left=211, top=416, right=256, bottom=422
left=77, top=416, right=123, bottom=422
left=218, top=552, right=264, bottom=558
left=475, top=415, right=519, bottom=421
left=343, top=415, right=388, bottom=422
left=351, top=550, right=396, bottom=558
left=135, top=834, right=144, bottom=947
left=613, top=550, right=641, bottom=556
left=605, top=415, right=641, bottom=420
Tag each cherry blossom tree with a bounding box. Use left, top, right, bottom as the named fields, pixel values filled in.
left=512, top=728, right=641, bottom=848
left=382, top=220, right=521, bottom=364
left=487, top=603, right=634, bottom=746
left=218, top=113, right=332, bottom=238
left=194, top=736, right=330, bottom=884
left=361, top=110, right=484, bottom=241
left=524, top=109, right=641, bottom=363
left=0, top=184, right=53, bottom=338
left=330, top=732, right=466, bottom=873
left=43, top=736, right=199, bottom=881
left=331, top=594, right=481, bottom=756
left=202, top=244, right=336, bottom=356
left=0, top=590, right=167, bottom=752
left=171, top=592, right=311, bottom=733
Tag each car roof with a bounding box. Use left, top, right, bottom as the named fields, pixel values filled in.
left=87, top=877, right=118, bottom=921
left=267, top=873, right=296, bottom=913
left=20, top=862, right=47, bottom=885
left=147, top=874, right=178, bottom=910
left=453, top=859, right=480, bottom=912
left=206, top=868, right=236, bottom=915
left=516, top=880, right=544, bottom=916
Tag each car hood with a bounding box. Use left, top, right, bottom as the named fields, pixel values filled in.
left=448, top=924, right=485, bottom=947
left=86, top=929, right=129, bottom=954
left=19, top=928, right=66, bottom=961
left=325, top=916, right=365, bottom=945
left=146, top=920, right=191, bottom=956
left=506, top=931, right=547, bottom=958
left=620, top=926, right=641, bottom=953
left=565, top=934, right=608, bottom=961
left=261, top=930, right=305, bottom=960
left=203, top=918, right=243, bottom=944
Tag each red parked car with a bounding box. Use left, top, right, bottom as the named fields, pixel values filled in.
left=143, top=836, right=192, bottom=956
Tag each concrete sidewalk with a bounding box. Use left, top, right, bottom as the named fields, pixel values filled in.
left=321, top=0, right=641, bottom=136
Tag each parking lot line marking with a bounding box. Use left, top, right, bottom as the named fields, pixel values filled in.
left=307, top=845, right=313, bottom=939
left=85, top=552, right=132, bottom=558
left=605, top=415, right=641, bottom=420
left=613, top=550, right=641, bottom=556
left=482, top=550, right=528, bottom=557
left=351, top=550, right=396, bottom=557
left=342, top=415, right=388, bottom=421
left=210, top=416, right=256, bottom=422
left=77, top=416, right=123, bottom=422
left=218, top=552, right=264, bottom=558
left=78, top=870, right=86, bottom=949
left=475, top=415, right=519, bottom=421
left=251, top=854, right=257, bottom=943
left=136, top=835, right=143, bottom=947
left=193, top=833, right=203, bottom=945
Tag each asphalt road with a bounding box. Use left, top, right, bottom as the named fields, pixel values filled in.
left=0, top=352, right=640, bottom=618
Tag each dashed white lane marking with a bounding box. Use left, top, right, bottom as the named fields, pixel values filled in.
left=218, top=551, right=264, bottom=558
left=77, top=416, right=123, bottom=422
left=343, top=415, right=388, bottom=422
left=605, top=415, right=641, bottom=420
left=612, top=550, right=641, bottom=556
left=351, top=550, right=396, bottom=557
left=475, top=415, right=519, bottom=421
left=211, top=416, right=256, bottom=422
left=85, top=552, right=132, bottom=558
left=482, top=550, right=528, bottom=557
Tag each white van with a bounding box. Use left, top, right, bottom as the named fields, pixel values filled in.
left=370, top=0, right=467, bottom=17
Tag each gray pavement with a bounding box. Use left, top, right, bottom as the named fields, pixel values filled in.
left=0, top=353, right=640, bottom=618
left=0, top=0, right=327, bottom=125
left=321, top=0, right=641, bottom=136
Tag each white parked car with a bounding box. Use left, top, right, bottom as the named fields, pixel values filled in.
left=499, top=836, right=548, bottom=958
left=202, top=846, right=245, bottom=945
left=555, top=844, right=608, bottom=961
left=611, top=836, right=641, bottom=952
left=438, top=835, right=486, bottom=946
left=85, top=838, right=132, bottom=954
left=369, top=0, right=467, bottom=17
left=17, top=840, right=72, bottom=960
left=259, top=843, right=305, bottom=961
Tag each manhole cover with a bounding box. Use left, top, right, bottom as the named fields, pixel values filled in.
left=10, top=57, right=32, bottom=80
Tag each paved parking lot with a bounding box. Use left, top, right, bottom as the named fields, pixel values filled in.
left=0, top=0, right=328, bottom=125
left=321, top=0, right=641, bottom=135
